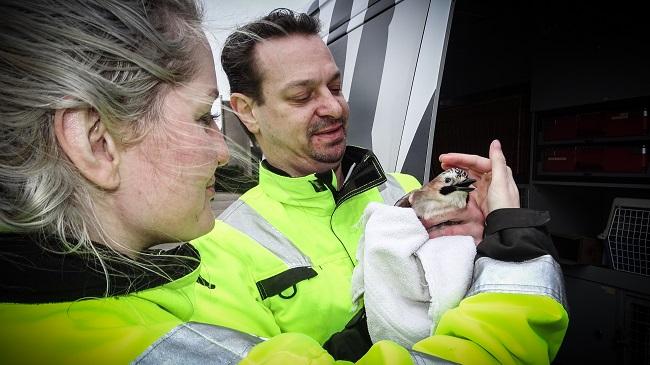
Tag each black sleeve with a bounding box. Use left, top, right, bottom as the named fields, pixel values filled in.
left=322, top=308, right=372, bottom=362
left=477, top=208, right=559, bottom=262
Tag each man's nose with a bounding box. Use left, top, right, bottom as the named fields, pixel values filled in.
left=316, top=88, right=344, bottom=119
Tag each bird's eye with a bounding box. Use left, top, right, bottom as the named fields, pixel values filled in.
left=445, top=177, right=451, bottom=184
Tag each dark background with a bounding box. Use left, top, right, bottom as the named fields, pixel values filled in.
left=433, top=1, right=650, bottom=363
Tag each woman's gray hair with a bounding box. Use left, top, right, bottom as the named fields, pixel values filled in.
left=0, top=0, right=204, bottom=255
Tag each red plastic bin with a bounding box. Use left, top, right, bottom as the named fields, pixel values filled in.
left=542, top=148, right=576, bottom=172
left=577, top=112, right=605, bottom=138
left=543, top=116, right=578, bottom=141
left=601, top=146, right=648, bottom=173
left=576, top=147, right=604, bottom=171
left=601, top=109, right=649, bottom=138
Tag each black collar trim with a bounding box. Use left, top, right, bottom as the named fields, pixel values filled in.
left=335, top=146, right=387, bottom=205
left=0, top=234, right=200, bottom=304
left=261, top=160, right=291, bottom=177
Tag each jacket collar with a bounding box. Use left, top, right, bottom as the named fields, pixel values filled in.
left=258, top=146, right=387, bottom=212
left=0, top=233, right=201, bottom=304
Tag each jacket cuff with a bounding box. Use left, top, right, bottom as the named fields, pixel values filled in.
left=484, top=208, right=550, bottom=235
left=467, top=255, right=568, bottom=309
left=478, top=208, right=559, bottom=262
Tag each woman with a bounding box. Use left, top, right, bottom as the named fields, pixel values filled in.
left=0, top=1, right=566, bottom=364
left=0, top=0, right=234, bottom=363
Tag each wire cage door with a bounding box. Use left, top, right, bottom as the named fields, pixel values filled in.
left=604, top=198, right=650, bottom=277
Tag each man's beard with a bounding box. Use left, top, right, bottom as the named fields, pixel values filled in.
left=307, top=117, right=347, bottom=163
left=311, top=140, right=346, bottom=163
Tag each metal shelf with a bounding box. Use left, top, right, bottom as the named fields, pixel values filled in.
left=537, top=135, right=650, bottom=146
left=562, top=264, right=650, bottom=296
left=532, top=180, right=650, bottom=189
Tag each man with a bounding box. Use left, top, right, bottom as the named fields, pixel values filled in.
left=191, top=9, right=567, bottom=363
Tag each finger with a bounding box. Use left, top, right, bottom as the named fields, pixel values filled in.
left=489, top=140, right=520, bottom=209
left=508, top=170, right=521, bottom=207
left=488, top=140, right=508, bottom=185
left=439, top=153, right=491, bottom=174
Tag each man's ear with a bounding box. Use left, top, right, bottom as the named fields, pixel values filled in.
left=229, top=92, right=259, bottom=135
left=54, top=108, right=120, bottom=190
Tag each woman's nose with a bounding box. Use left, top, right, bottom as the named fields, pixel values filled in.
left=212, top=127, right=230, bottom=167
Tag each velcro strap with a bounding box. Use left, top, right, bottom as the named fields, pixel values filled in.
left=256, top=267, right=318, bottom=300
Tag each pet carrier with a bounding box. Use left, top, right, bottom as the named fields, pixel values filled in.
left=602, top=198, right=650, bottom=276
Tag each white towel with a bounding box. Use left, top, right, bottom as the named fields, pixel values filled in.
left=351, top=202, right=476, bottom=348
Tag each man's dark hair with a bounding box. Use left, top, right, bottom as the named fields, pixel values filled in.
left=221, top=8, right=321, bottom=105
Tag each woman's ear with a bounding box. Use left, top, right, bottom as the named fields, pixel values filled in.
left=229, top=92, right=260, bottom=135
left=54, top=108, right=120, bottom=190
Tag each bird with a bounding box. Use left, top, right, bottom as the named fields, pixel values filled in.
left=395, top=168, right=476, bottom=221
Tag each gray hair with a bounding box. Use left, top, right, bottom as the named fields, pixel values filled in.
left=0, top=0, right=204, bottom=256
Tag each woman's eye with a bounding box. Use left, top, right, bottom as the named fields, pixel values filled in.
left=198, top=113, right=220, bottom=125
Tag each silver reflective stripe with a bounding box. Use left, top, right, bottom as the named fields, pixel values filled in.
left=410, top=350, right=456, bottom=365
left=133, top=322, right=263, bottom=364
left=467, top=255, right=568, bottom=308
left=218, top=200, right=312, bottom=268
left=378, top=174, right=409, bottom=205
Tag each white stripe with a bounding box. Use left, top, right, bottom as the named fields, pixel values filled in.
left=342, top=24, right=362, bottom=100
left=134, top=322, right=262, bottom=364
left=348, top=0, right=371, bottom=30
left=342, top=0, right=368, bottom=100
left=371, top=0, right=430, bottom=172
left=317, top=0, right=336, bottom=43
left=397, top=0, right=453, bottom=177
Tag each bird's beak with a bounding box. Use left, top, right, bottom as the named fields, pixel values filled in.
left=454, top=178, right=476, bottom=192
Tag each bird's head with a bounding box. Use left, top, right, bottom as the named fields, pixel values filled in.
left=395, top=168, right=476, bottom=212
left=434, top=168, right=476, bottom=196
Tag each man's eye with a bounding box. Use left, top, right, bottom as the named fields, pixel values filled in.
left=292, top=94, right=310, bottom=102
left=329, top=85, right=342, bottom=95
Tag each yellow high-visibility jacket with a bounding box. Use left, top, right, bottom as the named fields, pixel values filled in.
left=189, top=146, right=569, bottom=363
left=191, top=146, right=421, bottom=343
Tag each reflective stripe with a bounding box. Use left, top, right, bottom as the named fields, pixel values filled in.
left=410, top=351, right=456, bottom=365
left=133, top=322, right=263, bottom=364
left=467, top=255, right=568, bottom=308
left=378, top=174, right=409, bottom=205
left=219, top=200, right=317, bottom=299
left=219, top=200, right=313, bottom=269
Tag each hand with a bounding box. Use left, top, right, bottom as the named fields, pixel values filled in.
left=439, top=140, right=519, bottom=216
left=420, top=197, right=485, bottom=245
